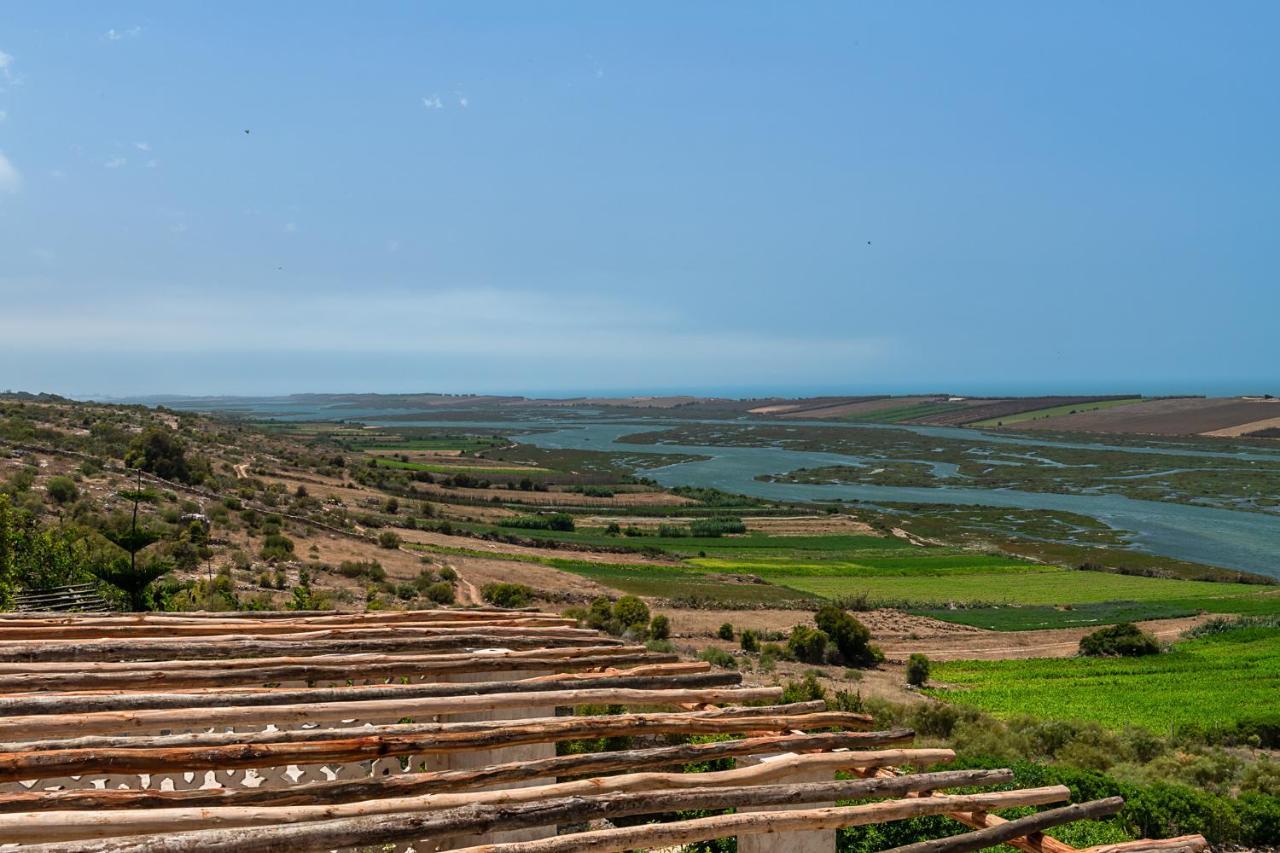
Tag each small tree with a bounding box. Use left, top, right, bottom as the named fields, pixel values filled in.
left=717, top=622, right=735, bottom=641
left=906, top=653, right=930, bottom=687
left=378, top=531, right=402, bottom=549
left=815, top=605, right=881, bottom=668
left=649, top=614, right=671, bottom=640
left=740, top=629, right=760, bottom=653
left=92, top=470, right=169, bottom=610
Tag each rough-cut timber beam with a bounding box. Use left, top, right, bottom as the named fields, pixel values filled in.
left=0, top=685, right=783, bottom=740
left=0, top=711, right=885, bottom=781
left=0, top=649, right=667, bottom=691
left=0, top=632, right=622, bottom=663
left=0, top=670, right=742, bottom=715
left=0, top=759, right=1015, bottom=843
left=882, top=798, right=1126, bottom=853
left=18, top=771, right=1021, bottom=852
left=1086, top=839, right=1209, bottom=853
left=0, top=728, right=914, bottom=812
left=0, top=702, right=843, bottom=752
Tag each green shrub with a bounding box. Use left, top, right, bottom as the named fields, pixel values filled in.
left=648, top=614, right=671, bottom=640
left=337, top=560, right=385, bottom=581
left=612, top=596, right=650, bottom=633
left=740, top=629, right=760, bottom=653
left=424, top=581, right=455, bottom=605
left=437, top=565, right=458, bottom=582
left=787, top=625, right=828, bottom=664
left=700, top=647, right=737, bottom=670
left=482, top=582, right=534, bottom=608
left=717, top=622, right=734, bottom=641
left=781, top=671, right=827, bottom=704
left=499, top=513, right=575, bottom=532
left=1080, top=622, right=1161, bottom=657
left=259, top=533, right=294, bottom=561
left=815, top=605, right=881, bottom=667
left=45, top=476, right=78, bottom=505
left=906, top=653, right=930, bottom=687
left=378, top=530, right=402, bottom=549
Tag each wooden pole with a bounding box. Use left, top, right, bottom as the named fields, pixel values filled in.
left=0, top=711, right=885, bottom=781
left=0, top=686, right=784, bottom=740
left=17, top=772, right=1025, bottom=852
left=0, top=759, right=1011, bottom=843
left=0, top=729, right=915, bottom=812
left=0, top=671, right=742, bottom=715
left=881, top=798, right=1126, bottom=853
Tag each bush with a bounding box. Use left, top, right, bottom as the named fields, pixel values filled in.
left=717, top=622, right=735, bottom=641
left=437, top=565, right=457, bottom=582
left=815, top=605, right=881, bottom=667
left=259, top=533, right=294, bottom=561
left=781, top=672, right=827, bottom=704
left=499, top=513, right=575, bottom=532
left=1080, top=622, right=1161, bottom=657
left=612, top=596, right=650, bottom=633
left=700, top=647, right=737, bottom=670
left=378, top=530, right=402, bottom=549
left=907, top=653, right=930, bottom=687
left=740, top=629, right=760, bottom=653
left=787, top=625, right=828, bottom=664
left=337, top=560, right=385, bottom=581
left=648, top=614, right=671, bottom=640
left=45, top=476, right=79, bottom=505
left=482, top=582, right=534, bottom=609
left=424, top=581, right=455, bottom=605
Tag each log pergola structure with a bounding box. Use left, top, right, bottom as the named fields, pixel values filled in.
left=0, top=609, right=1208, bottom=853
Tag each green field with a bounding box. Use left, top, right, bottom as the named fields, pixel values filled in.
left=927, top=627, right=1280, bottom=732
left=369, top=457, right=546, bottom=476
left=913, top=592, right=1280, bottom=630
left=968, top=398, right=1145, bottom=428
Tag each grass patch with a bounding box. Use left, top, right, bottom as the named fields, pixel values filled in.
left=927, top=627, right=1280, bottom=732
left=969, top=398, right=1145, bottom=428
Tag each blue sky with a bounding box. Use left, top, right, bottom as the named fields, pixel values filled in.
left=1, top=2, right=1277, bottom=397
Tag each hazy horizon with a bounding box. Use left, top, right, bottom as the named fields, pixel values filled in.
left=3, top=3, right=1278, bottom=397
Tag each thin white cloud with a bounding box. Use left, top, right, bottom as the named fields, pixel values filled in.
left=456, top=93, right=469, bottom=108
left=105, top=157, right=127, bottom=169
left=145, top=159, right=158, bottom=168
left=49, top=169, right=66, bottom=180
left=134, top=142, right=151, bottom=152
left=0, top=49, right=20, bottom=91
left=0, top=151, right=20, bottom=193
left=0, top=110, right=7, bottom=123
left=283, top=222, right=298, bottom=233
left=104, top=27, right=142, bottom=42
left=422, top=95, right=443, bottom=110
left=169, top=222, right=188, bottom=234
left=386, top=239, right=400, bottom=253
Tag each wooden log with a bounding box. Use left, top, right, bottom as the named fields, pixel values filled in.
left=0, top=644, right=640, bottom=673
left=0, top=610, right=572, bottom=631
left=0, top=728, right=913, bottom=811
left=0, top=632, right=621, bottom=663
left=17, top=771, right=1021, bottom=852
left=860, top=762, right=1083, bottom=853
left=0, top=650, right=665, bottom=692
left=0, top=670, right=741, bottom=715
left=0, top=616, right=578, bottom=639
left=0, top=750, right=977, bottom=842
left=881, top=798, right=1126, bottom=853
left=0, top=701, right=840, bottom=752
left=0, top=715, right=913, bottom=783
left=1085, top=837, right=1209, bottom=853
left=0, top=685, right=782, bottom=740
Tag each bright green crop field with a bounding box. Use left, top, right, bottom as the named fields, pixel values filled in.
left=927, top=627, right=1280, bottom=732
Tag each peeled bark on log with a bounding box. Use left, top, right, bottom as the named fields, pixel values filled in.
left=1086, top=837, right=1209, bottom=853
left=0, top=651, right=668, bottom=692
left=0, top=710, right=883, bottom=781
left=0, top=685, right=782, bottom=740
left=882, top=797, right=1126, bottom=853
left=18, top=771, right=1022, bottom=852
left=0, top=750, right=976, bottom=842
left=0, top=670, right=741, bottom=715
left=0, top=701, right=841, bottom=752
left=0, top=728, right=912, bottom=811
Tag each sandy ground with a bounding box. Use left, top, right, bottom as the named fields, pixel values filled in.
left=1203, top=414, right=1280, bottom=437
